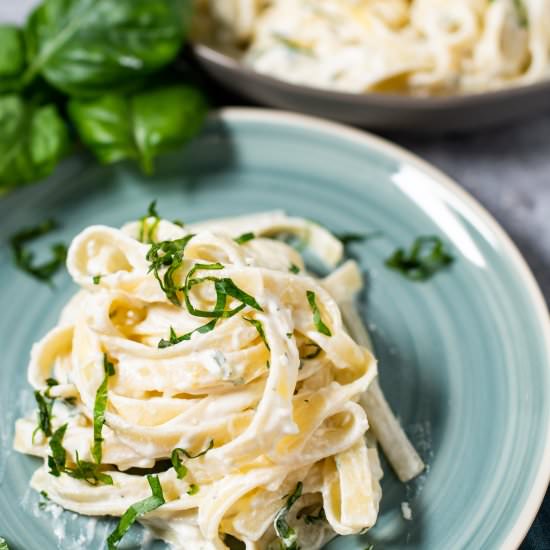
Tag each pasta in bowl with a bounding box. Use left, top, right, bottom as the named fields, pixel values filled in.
left=13, top=210, right=422, bottom=550
left=191, top=0, right=550, bottom=131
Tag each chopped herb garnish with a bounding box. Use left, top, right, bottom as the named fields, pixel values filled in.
left=47, top=423, right=68, bottom=476
left=187, top=483, right=199, bottom=495
left=92, top=354, right=115, bottom=464
left=45, top=377, right=59, bottom=398
left=0, top=537, right=9, bottom=549
left=286, top=332, right=293, bottom=339
left=385, top=236, right=453, bottom=281
left=158, top=320, right=217, bottom=349
left=172, top=219, right=185, bottom=227
left=92, top=274, right=102, bottom=285
left=243, top=317, right=270, bottom=351
left=38, top=490, right=50, bottom=510
left=139, top=200, right=161, bottom=244
left=306, top=291, right=331, bottom=337
left=304, top=508, right=325, bottom=525
left=146, top=235, right=195, bottom=305
left=10, top=219, right=67, bottom=283
left=33, top=390, right=54, bottom=440
left=171, top=439, right=214, bottom=479
left=274, top=482, right=303, bottom=550
left=106, top=475, right=165, bottom=550
left=234, top=232, right=255, bottom=245
left=289, top=263, right=300, bottom=274
left=184, top=263, right=263, bottom=318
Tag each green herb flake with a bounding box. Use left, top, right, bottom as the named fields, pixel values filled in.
left=289, top=263, right=300, bottom=274
left=146, top=235, right=195, bottom=306
left=10, top=219, right=67, bottom=283
left=173, top=219, right=185, bottom=227
left=274, top=482, right=303, bottom=550
left=66, top=451, right=113, bottom=486
left=243, top=317, right=270, bottom=351
left=92, top=275, right=102, bottom=285
left=385, top=236, right=454, bottom=281
left=158, top=319, right=217, bottom=349
left=234, top=232, right=255, bottom=245
left=107, top=475, right=165, bottom=550
left=286, top=332, right=293, bottom=339
left=38, top=490, right=50, bottom=510
left=92, top=354, right=115, bottom=464
left=33, top=390, right=54, bottom=440
left=171, top=439, right=214, bottom=479
left=187, top=483, right=199, bottom=495
left=44, top=377, right=59, bottom=398
left=306, top=291, right=331, bottom=337
left=47, top=423, right=68, bottom=477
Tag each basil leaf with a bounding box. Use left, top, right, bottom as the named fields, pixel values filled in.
left=0, top=26, right=26, bottom=92
left=158, top=319, right=217, bottom=348
left=385, top=236, right=454, bottom=281
left=48, top=423, right=68, bottom=476
left=289, top=263, right=300, bottom=274
left=171, top=439, right=214, bottom=479
left=274, top=482, right=303, bottom=550
left=0, top=536, right=9, bottom=549
left=306, top=291, right=331, bottom=337
left=92, top=275, right=102, bottom=285
left=23, top=0, right=187, bottom=95
left=10, top=219, right=67, bottom=283
left=0, top=95, right=68, bottom=190
left=69, top=85, right=207, bottom=174
left=234, top=232, right=255, bottom=245
left=107, top=475, right=165, bottom=550
left=243, top=317, right=270, bottom=351
left=92, top=354, right=115, bottom=464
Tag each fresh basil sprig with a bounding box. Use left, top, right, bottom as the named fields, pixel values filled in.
left=234, top=232, right=255, bottom=245
left=385, top=236, right=453, bottom=281
left=274, top=482, right=303, bottom=550
left=10, top=219, right=67, bottom=283
left=107, top=475, right=165, bottom=550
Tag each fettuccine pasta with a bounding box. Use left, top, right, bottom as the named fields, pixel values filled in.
left=193, top=0, right=550, bottom=95
left=14, top=211, right=389, bottom=550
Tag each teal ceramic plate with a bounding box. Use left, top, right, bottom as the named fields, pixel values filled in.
left=0, top=109, right=548, bottom=550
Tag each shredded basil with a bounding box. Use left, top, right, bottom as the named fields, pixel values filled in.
left=306, top=291, right=331, bottom=337
left=289, top=263, right=300, bottom=274
left=47, top=423, right=68, bottom=477
left=385, top=236, right=453, bottom=281
left=106, top=475, right=165, bottom=550
left=92, top=274, right=102, bottom=285
left=286, top=332, right=293, bottom=339
left=92, top=354, right=115, bottom=464
left=171, top=439, right=214, bottom=479
left=44, top=377, right=59, bottom=398
left=173, top=219, right=185, bottom=227
left=243, top=317, right=270, bottom=351
left=10, top=219, right=67, bottom=283
left=234, top=232, right=255, bottom=245
left=33, top=390, right=54, bottom=440
left=184, top=263, right=263, bottom=318
left=139, top=200, right=161, bottom=244
left=146, top=234, right=195, bottom=305
left=274, top=482, right=303, bottom=550
left=158, top=319, right=217, bottom=349
left=0, top=537, right=9, bottom=549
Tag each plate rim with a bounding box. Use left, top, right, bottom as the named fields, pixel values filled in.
left=194, top=44, right=550, bottom=109
left=212, top=107, right=550, bottom=549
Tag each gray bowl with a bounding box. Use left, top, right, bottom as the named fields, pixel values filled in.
left=193, top=44, right=550, bottom=134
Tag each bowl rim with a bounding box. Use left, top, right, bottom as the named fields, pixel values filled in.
left=195, top=44, right=550, bottom=109
left=212, top=107, right=550, bottom=548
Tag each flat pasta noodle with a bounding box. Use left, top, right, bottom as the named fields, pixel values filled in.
left=14, top=211, right=385, bottom=549
left=194, top=0, right=550, bottom=95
